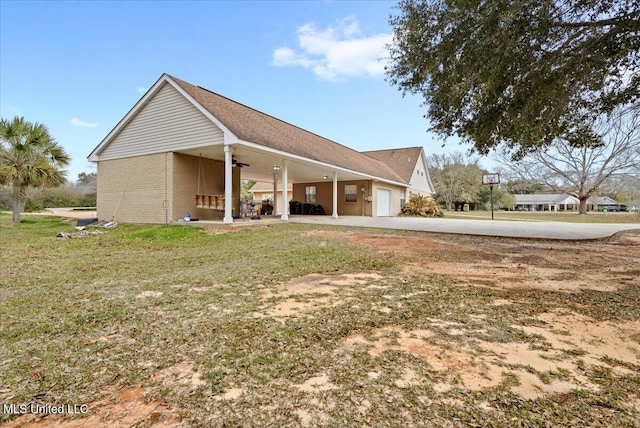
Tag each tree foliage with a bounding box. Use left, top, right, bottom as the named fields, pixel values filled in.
left=241, top=180, right=256, bottom=200
left=501, top=178, right=549, bottom=195
left=428, top=152, right=485, bottom=210
left=494, top=105, right=640, bottom=213
left=0, top=116, right=70, bottom=223
left=387, top=0, right=640, bottom=156
left=599, top=173, right=640, bottom=209
left=77, top=171, right=97, bottom=188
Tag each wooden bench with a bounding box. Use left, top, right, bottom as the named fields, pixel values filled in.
left=195, top=194, right=225, bottom=210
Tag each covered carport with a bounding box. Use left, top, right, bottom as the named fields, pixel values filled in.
left=177, top=141, right=406, bottom=223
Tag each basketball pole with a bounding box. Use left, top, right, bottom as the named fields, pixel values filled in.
left=490, top=184, right=494, bottom=220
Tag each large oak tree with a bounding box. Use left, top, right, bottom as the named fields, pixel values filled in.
left=386, top=0, right=639, bottom=156
left=494, top=105, right=640, bottom=214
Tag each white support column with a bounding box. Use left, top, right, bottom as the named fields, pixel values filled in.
left=332, top=171, right=338, bottom=218
left=273, top=170, right=278, bottom=216
left=281, top=160, right=288, bottom=220
left=223, top=145, right=233, bottom=224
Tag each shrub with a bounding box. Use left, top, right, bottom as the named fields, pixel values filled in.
left=24, top=199, right=44, bottom=212
left=28, top=186, right=96, bottom=210
left=0, top=183, right=96, bottom=212
left=0, top=186, right=11, bottom=210
left=401, top=194, right=444, bottom=217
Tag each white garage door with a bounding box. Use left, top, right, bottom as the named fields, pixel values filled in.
left=377, top=188, right=392, bottom=216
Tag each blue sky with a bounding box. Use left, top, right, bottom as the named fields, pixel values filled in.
left=1, top=0, right=472, bottom=181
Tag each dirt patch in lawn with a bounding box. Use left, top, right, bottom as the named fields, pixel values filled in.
left=327, top=231, right=639, bottom=292
left=4, top=361, right=209, bottom=427
left=257, top=272, right=383, bottom=319
left=4, top=387, right=179, bottom=427
left=321, top=229, right=640, bottom=400
left=340, top=309, right=640, bottom=400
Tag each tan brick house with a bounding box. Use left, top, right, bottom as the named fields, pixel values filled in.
left=88, top=74, right=434, bottom=224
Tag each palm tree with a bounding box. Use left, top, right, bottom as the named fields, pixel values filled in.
left=0, top=116, right=70, bottom=223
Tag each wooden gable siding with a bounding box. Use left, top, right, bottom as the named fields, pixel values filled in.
left=100, top=82, right=224, bottom=160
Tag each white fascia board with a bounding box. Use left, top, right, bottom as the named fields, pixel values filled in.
left=87, top=74, right=239, bottom=162
left=237, top=139, right=408, bottom=188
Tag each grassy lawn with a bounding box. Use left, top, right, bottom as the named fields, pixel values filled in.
left=1, top=213, right=639, bottom=426
left=444, top=210, right=640, bottom=223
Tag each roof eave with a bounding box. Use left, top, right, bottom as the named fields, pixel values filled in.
left=236, top=139, right=408, bottom=187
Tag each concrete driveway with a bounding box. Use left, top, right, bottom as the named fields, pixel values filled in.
left=289, top=216, right=640, bottom=240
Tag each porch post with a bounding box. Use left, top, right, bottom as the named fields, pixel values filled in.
left=273, top=169, right=278, bottom=216
left=332, top=171, right=338, bottom=218
left=281, top=160, right=288, bottom=220
left=223, top=145, right=233, bottom=224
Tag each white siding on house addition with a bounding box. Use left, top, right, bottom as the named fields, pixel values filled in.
left=100, top=82, right=225, bottom=160
left=409, top=153, right=434, bottom=194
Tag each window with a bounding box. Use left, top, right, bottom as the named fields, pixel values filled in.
left=305, top=186, right=316, bottom=203
left=400, top=190, right=406, bottom=208
left=345, top=185, right=357, bottom=203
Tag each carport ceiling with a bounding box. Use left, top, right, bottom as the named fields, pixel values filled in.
left=178, top=144, right=368, bottom=183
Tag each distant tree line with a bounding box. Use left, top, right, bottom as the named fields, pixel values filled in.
left=0, top=172, right=96, bottom=212
left=428, top=148, right=639, bottom=213
left=428, top=152, right=514, bottom=211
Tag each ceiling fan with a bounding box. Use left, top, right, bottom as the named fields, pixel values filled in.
left=232, top=155, right=250, bottom=168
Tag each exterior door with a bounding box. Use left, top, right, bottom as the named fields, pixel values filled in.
left=377, top=188, right=392, bottom=216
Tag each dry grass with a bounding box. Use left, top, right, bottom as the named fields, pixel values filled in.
left=1, top=213, right=639, bottom=427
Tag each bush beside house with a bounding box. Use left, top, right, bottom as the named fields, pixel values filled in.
left=401, top=194, right=443, bottom=217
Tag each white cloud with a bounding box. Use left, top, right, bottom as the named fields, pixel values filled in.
left=70, top=117, right=99, bottom=128
left=271, top=16, right=392, bottom=81
left=137, top=86, right=149, bottom=94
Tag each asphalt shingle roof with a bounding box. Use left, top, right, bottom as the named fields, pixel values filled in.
left=362, top=147, right=423, bottom=183
left=514, top=194, right=578, bottom=204
left=170, top=75, right=407, bottom=184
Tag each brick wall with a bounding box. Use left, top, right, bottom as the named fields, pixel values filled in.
left=97, top=153, right=172, bottom=223
left=292, top=180, right=373, bottom=216
left=97, top=152, right=241, bottom=223
left=171, top=153, right=228, bottom=221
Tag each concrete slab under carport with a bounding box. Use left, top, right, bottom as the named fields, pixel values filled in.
left=288, top=216, right=640, bottom=240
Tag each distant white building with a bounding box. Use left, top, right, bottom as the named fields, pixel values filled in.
left=513, top=194, right=579, bottom=211
left=513, top=194, right=621, bottom=212
left=587, top=196, right=620, bottom=212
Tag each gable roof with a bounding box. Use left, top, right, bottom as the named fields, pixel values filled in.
left=590, top=196, right=618, bottom=205
left=362, top=147, right=424, bottom=183
left=167, top=75, right=407, bottom=185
